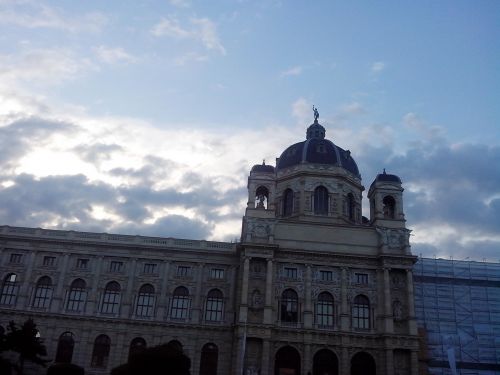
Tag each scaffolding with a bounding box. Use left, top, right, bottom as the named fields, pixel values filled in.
left=413, top=257, right=500, bottom=375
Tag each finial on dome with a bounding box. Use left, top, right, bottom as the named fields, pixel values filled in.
left=312, top=105, right=319, bottom=123
left=262, top=159, right=266, bottom=165
left=383, top=168, right=386, bottom=174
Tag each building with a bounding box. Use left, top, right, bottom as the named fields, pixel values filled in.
left=0, top=115, right=420, bottom=375
left=414, top=257, right=500, bottom=375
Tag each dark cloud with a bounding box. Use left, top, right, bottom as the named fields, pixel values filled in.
left=73, top=142, right=123, bottom=165
left=0, top=117, right=76, bottom=170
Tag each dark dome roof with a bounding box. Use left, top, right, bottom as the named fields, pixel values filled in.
left=276, top=121, right=360, bottom=178
left=370, top=170, right=402, bottom=188
left=251, top=163, right=275, bottom=173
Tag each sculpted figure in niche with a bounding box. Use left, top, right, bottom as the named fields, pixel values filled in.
left=252, top=289, right=263, bottom=308
left=393, top=299, right=403, bottom=320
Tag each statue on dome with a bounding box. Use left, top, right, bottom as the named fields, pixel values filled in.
left=313, top=105, right=319, bottom=122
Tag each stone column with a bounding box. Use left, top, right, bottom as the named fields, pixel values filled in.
left=239, top=256, right=250, bottom=323
left=51, top=253, right=70, bottom=312
left=406, top=269, right=417, bottom=335
left=261, top=339, right=270, bottom=375
left=410, top=350, right=419, bottom=375
left=88, top=256, right=104, bottom=314
left=123, top=258, right=137, bottom=317
left=264, top=258, right=274, bottom=324
left=340, top=267, right=350, bottom=330
left=341, top=347, right=350, bottom=375
left=192, top=263, right=205, bottom=322
left=385, top=348, right=394, bottom=375
left=383, top=268, right=394, bottom=333
left=234, top=328, right=247, bottom=375
left=18, top=251, right=35, bottom=308
left=157, top=260, right=170, bottom=319
left=304, top=265, right=313, bottom=328
left=303, top=341, right=311, bottom=375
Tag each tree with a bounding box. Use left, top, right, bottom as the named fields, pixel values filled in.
left=3, top=319, right=50, bottom=375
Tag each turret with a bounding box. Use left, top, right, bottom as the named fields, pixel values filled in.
left=368, top=169, right=406, bottom=228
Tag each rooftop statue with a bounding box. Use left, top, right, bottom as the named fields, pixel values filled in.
left=312, top=105, right=319, bottom=122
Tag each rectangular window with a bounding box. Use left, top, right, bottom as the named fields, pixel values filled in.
left=320, top=270, right=333, bottom=281
left=43, top=256, right=56, bottom=267
left=76, top=258, right=89, bottom=269
left=143, top=263, right=157, bottom=274
left=9, top=254, right=22, bottom=264
left=210, top=268, right=225, bottom=279
left=284, top=267, right=298, bottom=279
left=356, top=273, right=369, bottom=284
left=109, top=261, right=123, bottom=273
left=177, top=266, right=190, bottom=277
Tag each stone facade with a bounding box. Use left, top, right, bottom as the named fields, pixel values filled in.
left=0, top=119, right=420, bottom=375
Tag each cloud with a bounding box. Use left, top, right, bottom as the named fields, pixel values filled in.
left=151, top=16, right=226, bottom=55
left=93, top=46, right=137, bottom=64
left=292, top=97, right=312, bottom=124
left=0, top=2, right=107, bottom=33
left=174, top=52, right=209, bottom=66
left=168, top=0, right=191, bottom=8
left=371, top=61, right=386, bottom=73
left=0, top=48, right=96, bottom=87
left=280, top=66, right=303, bottom=77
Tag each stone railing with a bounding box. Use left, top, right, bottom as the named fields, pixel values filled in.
left=0, top=225, right=235, bottom=251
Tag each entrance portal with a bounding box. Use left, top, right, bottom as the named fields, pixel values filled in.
left=274, top=345, right=301, bottom=375
left=313, top=348, right=338, bottom=375
left=351, top=351, right=376, bottom=375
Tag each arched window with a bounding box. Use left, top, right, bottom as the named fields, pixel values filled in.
left=275, top=346, right=301, bottom=375
left=383, top=195, right=396, bottom=219
left=313, top=348, right=339, bottom=375
left=283, top=189, right=294, bottom=216
left=66, top=278, right=86, bottom=312
left=171, top=286, right=190, bottom=319
left=351, top=351, right=376, bottom=375
left=255, top=186, right=269, bottom=209
left=91, top=334, right=111, bottom=368
left=316, top=292, right=334, bottom=327
left=33, top=276, right=52, bottom=308
left=205, top=289, right=224, bottom=322
left=314, top=186, right=329, bottom=215
left=352, top=295, right=370, bottom=329
left=55, top=332, right=75, bottom=363
left=128, top=337, right=147, bottom=361
left=199, top=343, right=218, bottom=375
left=280, top=288, right=299, bottom=323
left=0, top=273, right=18, bottom=306
left=136, top=284, right=155, bottom=318
left=101, top=281, right=121, bottom=314
left=347, top=193, right=355, bottom=221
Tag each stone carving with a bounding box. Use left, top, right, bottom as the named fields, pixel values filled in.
left=251, top=289, right=263, bottom=308
left=393, top=299, right=404, bottom=320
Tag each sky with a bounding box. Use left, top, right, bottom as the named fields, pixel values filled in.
left=0, top=0, right=499, bottom=261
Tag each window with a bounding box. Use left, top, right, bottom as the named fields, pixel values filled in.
left=136, top=284, right=155, bottom=318
left=91, top=334, right=111, bottom=368
left=255, top=186, right=269, bottom=209
left=355, top=273, right=368, bottom=285
left=177, top=266, right=190, bottom=277
left=283, top=189, right=294, bottom=216
left=109, top=261, right=123, bottom=273
left=320, top=270, right=333, bottom=282
left=0, top=273, right=18, bottom=306
left=101, top=281, right=121, bottom=314
left=55, top=332, right=75, bottom=363
left=76, top=258, right=89, bottom=269
left=9, top=253, right=22, bottom=264
left=32, top=276, right=52, bottom=309
left=170, top=286, right=190, bottom=319
left=128, top=337, right=147, bottom=362
left=284, top=267, right=298, bottom=279
left=66, top=279, right=87, bottom=312
left=43, top=256, right=56, bottom=266
left=352, top=295, right=370, bottom=329
left=210, top=268, right=224, bottom=279
left=143, top=263, right=157, bottom=274
left=316, top=292, right=334, bottom=327
left=383, top=195, right=396, bottom=219
left=205, top=289, right=224, bottom=322
left=314, top=186, right=329, bottom=215
left=280, top=289, right=298, bottom=323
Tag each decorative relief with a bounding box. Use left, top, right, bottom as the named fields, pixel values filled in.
left=376, top=227, right=411, bottom=249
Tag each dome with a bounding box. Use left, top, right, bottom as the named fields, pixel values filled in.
left=276, top=120, right=360, bottom=178
left=251, top=161, right=275, bottom=173
left=369, top=169, right=402, bottom=189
